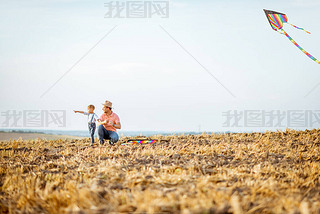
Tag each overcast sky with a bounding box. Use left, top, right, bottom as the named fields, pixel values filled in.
left=1, top=0, right=320, bottom=132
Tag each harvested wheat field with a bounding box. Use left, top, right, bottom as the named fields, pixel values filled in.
left=0, top=129, right=320, bottom=214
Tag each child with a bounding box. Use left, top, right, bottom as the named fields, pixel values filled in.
left=74, top=105, right=100, bottom=146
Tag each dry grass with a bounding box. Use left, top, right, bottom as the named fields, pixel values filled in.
left=0, top=129, right=319, bottom=213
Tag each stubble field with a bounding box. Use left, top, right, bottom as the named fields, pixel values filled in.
left=0, top=129, right=319, bottom=213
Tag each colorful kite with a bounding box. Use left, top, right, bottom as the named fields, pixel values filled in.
left=264, top=9, right=319, bottom=64
left=121, top=139, right=157, bottom=145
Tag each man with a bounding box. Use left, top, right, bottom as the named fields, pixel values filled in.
left=98, top=100, right=121, bottom=145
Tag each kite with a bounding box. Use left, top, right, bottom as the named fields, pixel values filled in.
left=264, top=9, right=320, bottom=64
left=121, top=139, right=157, bottom=145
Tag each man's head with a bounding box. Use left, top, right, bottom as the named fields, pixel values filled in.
left=87, top=105, right=95, bottom=113
left=102, top=100, right=112, bottom=113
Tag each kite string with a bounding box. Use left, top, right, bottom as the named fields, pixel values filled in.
left=279, top=29, right=320, bottom=64
left=287, top=23, right=311, bottom=34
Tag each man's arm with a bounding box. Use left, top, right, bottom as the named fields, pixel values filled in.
left=98, top=118, right=109, bottom=125
left=99, top=120, right=108, bottom=125
left=99, top=120, right=118, bottom=127
left=113, top=122, right=121, bottom=129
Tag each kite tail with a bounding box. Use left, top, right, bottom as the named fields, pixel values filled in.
left=276, top=30, right=285, bottom=35
left=287, top=23, right=311, bottom=34
left=280, top=29, right=320, bottom=64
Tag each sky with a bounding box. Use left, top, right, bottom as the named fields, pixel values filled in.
left=0, top=0, right=320, bottom=133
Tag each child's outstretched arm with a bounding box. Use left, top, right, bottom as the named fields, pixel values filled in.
left=74, top=110, right=85, bottom=114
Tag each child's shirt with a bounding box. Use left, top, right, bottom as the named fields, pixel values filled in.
left=83, top=112, right=100, bottom=124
